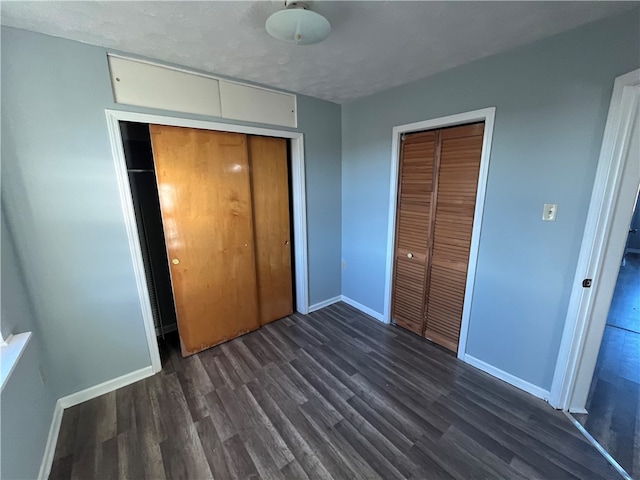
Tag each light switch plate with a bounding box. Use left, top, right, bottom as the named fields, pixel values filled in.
left=542, top=203, right=558, bottom=221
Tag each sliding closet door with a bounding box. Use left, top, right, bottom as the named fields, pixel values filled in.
left=423, top=123, right=484, bottom=352
left=248, top=136, right=294, bottom=325
left=149, top=125, right=260, bottom=356
left=391, top=131, right=438, bottom=334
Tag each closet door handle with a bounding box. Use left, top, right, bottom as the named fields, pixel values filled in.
left=171, top=258, right=180, bottom=265
left=407, top=253, right=414, bottom=259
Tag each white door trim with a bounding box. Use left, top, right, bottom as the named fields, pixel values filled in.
left=549, top=69, right=640, bottom=410
left=105, top=109, right=310, bottom=374
left=382, top=107, right=496, bottom=360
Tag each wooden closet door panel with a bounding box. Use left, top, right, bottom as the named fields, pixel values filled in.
left=248, top=135, right=293, bottom=325
left=424, top=122, right=484, bottom=352
left=149, top=125, right=260, bottom=356
left=392, top=132, right=437, bottom=334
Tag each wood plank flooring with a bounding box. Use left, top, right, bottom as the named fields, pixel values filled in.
left=573, top=253, right=640, bottom=479
left=49, top=302, right=621, bottom=479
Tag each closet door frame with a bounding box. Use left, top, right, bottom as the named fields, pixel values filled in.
left=383, top=107, right=496, bottom=359
left=105, top=109, right=309, bottom=373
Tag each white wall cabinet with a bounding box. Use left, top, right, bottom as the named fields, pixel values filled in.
left=108, top=55, right=297, bottom=128
left=219, top=80, right=296, bottom=128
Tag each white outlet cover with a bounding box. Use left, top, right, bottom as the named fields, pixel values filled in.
left=542, top=203, right=558, bottom=221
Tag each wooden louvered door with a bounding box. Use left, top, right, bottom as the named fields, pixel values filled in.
left=424, top=123, right=484, bottom=352
left=392, top=122, right=484, bottom=353
left=391, top=131, right=438, bottom=334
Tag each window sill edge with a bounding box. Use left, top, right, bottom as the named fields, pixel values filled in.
left=1, top=332, right=33, bottom=392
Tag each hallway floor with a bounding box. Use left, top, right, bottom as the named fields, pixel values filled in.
left=573, top=253, right=640, bottom=478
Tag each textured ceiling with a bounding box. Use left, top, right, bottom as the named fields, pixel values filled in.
left=1, top=1, right=637, bottom=103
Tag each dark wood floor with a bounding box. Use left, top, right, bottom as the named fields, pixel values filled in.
left=49, top=302, right=620, bottom=480
left=574, top=253, right=640, bottom=478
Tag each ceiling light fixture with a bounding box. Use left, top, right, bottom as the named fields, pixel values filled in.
left=266, top=2, right=331, bottom=46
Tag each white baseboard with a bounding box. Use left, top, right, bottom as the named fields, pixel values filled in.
left=38, top=400, right=64, bottom=480
left=463, top=354, right=550, bottom=401
left=58, top=365, right=154, bottom=409
left=309, top=298, right=551, bottom=405
left=308, top=295, right=342, bottom=313
left=340, top=296, right=386, bottom=323
left=569, top=407, right=588, bottom=415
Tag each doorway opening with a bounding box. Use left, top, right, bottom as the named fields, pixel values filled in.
left=572, top=190, right=640, bottom=476
left=550, top=71, right=640, bottom=410
left=548, top=69, right=639, bottom=478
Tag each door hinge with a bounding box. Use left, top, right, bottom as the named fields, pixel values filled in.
left=401, top=133, right=406, bottom=141
left=582, top=278, right=592, bottom=288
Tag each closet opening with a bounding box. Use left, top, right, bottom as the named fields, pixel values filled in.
left=121, top=121, right=178, bottom=338
left=120, top=121, right=296, bottom=359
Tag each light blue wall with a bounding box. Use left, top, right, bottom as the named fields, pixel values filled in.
left=342, top=11, right=640, bottom=390
left=299, top=98, right=343, bottom=304
left=1, top=209, right=57, bottom=480
left=1, top=26, right=342, bottom=398
left=1, top=213, right=32, bottom=341
left=3, top=9, right=636, bottom=416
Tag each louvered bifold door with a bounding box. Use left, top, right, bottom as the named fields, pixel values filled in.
left=391, top=131, right=438, bottom=334
left=423, top=123, right=484, bottom=352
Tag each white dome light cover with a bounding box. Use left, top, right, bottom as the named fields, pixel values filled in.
left=266, top=3, right=331, bottom=46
